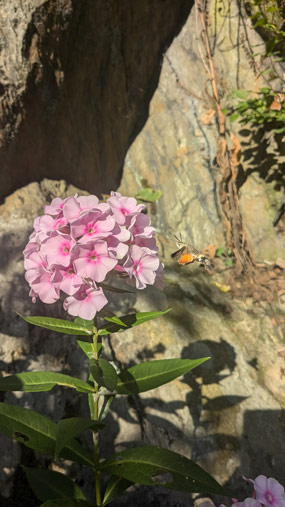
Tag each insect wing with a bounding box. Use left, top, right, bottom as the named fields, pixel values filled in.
left=171, top=246, right=186, bottom=259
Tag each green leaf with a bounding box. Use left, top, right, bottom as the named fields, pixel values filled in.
left=99, top=395, right=115, bottom=421
left=104, top=316, right=128, bottom=327
left=74, top=317, right=94, bottom=329
left=0, top=403, right=93, bottom=466
left=99, top=283, right=134, bottom=294
left=233, top=89, right=248, bottom=99
left=254, top=18, right=267, bottom=27
left=23, top=467, right=86, bottom=502
left=77, top=341, right=93, bottom=359
left=215, top=246, right=225, bottom=257
left=266, top=6, right=279, bottom=12
left=55, top=417, right=104, bottom=459
left=98, top=309, right=172, bottom=336
left=18, top=314, right=93, bottom=337
left=39, top=501, right=94, bottom=507
left=100, top=447, right=230, bottom=495
left=274, top=126, right=285, bottom=133
left=224, top=258, right=233, bottom=267
left=102, top=475, right=133, bottom=506
left=135, top=188, right=162, bottom=202
left=229, top=113, right=240, bottom=122
left=117, top=358, right=209, bottom=395
left=89, top=359, right=118, bottom=392
left=0, top=372, right=94, bottom=394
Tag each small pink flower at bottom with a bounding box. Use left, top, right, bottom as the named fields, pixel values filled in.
left=63, top=285, right=108, bottom=319
left=254, top=475, right=285, bottom=507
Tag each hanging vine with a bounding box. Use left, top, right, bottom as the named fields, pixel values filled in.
left=194, top=0, right=256, bottom=276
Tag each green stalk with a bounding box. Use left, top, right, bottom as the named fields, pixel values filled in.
left=92, top=328, right=101, bottom=507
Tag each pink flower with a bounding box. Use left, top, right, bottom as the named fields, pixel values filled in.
left=63, top=285, right=108, bottom=320
left=106, top=235, right=129, bottom=260
left=52, top=265, right=83, bottom=295
left=134, top=236, right=158, bottom=252
left=24, top=251, right=46, bottom=272
left=73, top=242, right=117, bottom=282
left=71, top=211, right=115, bottom=242
left=62, top=196, right=81, bottom=221
left=34, top=215, right=69, bottom=241
left=123, top=245, right=160, bottom=289
left=254, top=476, right=285, bottom=507
left=77, top=195, right=99, bottom=211
left=40, top=234, right=75, bottom=268
left=24, top=193, right=163, bottom=319
left=127, top=213, right=156, bottom=238
left=44, top=197, right=64, bottom=216
left=23, top=241, right=39, bottom=257
left=29, top=271, right=60, bottom=304
left=107, top=191, right=145, bottom=225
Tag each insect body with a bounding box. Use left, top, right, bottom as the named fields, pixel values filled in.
left=171, top=235, right=214, bottom=271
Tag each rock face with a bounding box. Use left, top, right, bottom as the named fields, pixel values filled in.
left=119, top=1, right=285, bottom=262
left=0, top=181, right=284, bottom=507
left=0, top=0, right=191, bottom=202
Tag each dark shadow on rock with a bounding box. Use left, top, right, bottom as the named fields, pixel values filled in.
left=239, top=126, right=284, bottom=193
left=0, top=0, right=193, bottom=203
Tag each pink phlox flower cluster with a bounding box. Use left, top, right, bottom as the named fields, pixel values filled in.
left=217, top=476, right=285, bottom=507
left=24, top=192, right=163, bottom=320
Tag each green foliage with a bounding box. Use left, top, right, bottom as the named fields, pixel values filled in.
left=135, top=187, right=162, bottom=203
left=23, top=467, right=86, bottom=502
left=18, top=314, right=94, bottom=337
left=89, top=358, right=118, bottom=392
left=100, top=447, right=230, bottom=495
left=0, top=371, right=95, bottom=393
left=215, top=247, right=234, bottom=267
left=0, top=311, right=224, bottom=503
left=98, top=309, right=172, bottom=335
left=55, top=418, right=104, bottom=459
left=228, top=1, right=285, bottom=134
left=229, top=87, right=285, bottom=133
left=116, top=357, right=210, bottom=395
left=102, top=476, right=133, bottom=506
left=0, top=403, right=93, bottom=466
left=245, top=0, right=285, bottom=57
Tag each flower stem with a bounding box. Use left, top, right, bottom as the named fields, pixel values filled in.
left=92, top=329, right=101, bottom=507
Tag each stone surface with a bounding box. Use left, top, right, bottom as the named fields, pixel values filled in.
left=0, top=181, right=284, bottom=506
left=0, top=0, right=191, bottom=202
left=119, top=0, right=284, bottom=263
left=239, top=174, right=285, bottom=261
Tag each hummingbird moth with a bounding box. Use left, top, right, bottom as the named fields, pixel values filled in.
left=171, top=234, right=215, bottom=271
